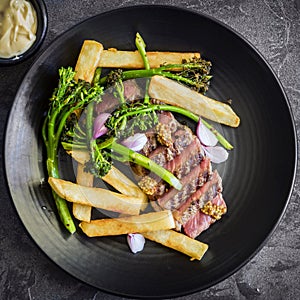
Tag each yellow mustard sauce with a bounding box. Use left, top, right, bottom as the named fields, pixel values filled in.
left=0, top=0, right=37, bottom=59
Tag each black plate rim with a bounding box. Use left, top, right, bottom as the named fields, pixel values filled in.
left=4, top=4, right=298, bottom=298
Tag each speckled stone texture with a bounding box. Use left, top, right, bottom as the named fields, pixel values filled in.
left=0, top=0, right=299, bottom=299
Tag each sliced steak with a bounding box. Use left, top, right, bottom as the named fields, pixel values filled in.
left=173, top=169, right=222, bottom=225
left=135, top=119, right=194, bottom=180
left=165, top=137, right=204, bottom=179
left=129, top=110, right=227, bottom=240
left=158, top=111, right=178, bottom=131
left=183, top=193, right=227, bottom=239
left=139, top=137, right=204, bottom=197
left=155, top=157, right=212, bottom=210
left=142, top=132, right=158, bottom=157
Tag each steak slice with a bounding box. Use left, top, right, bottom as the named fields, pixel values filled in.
left=142, top=132, right=158, bottom=157
left=134, top=117, right=194, bottom=180
left=141, top=111, right=178, bottom=157
left=132, top=112, right=190, bottom=177
left=183, top=193, right=227, bottom=239
left=147, top=124, right=194, bottom=165
left=129, top=110, right=227, bottom=239
left=173, top=169, right=222, bottom=225
left=139, top=137, right=204, bottom=197
left=155, top=157, right=212, bottom=210
left=166, top=137, right=204, bottom=179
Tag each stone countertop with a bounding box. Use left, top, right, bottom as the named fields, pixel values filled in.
left=0, top=0, right=299, bottom=299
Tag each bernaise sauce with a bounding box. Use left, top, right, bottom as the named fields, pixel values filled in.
left=0, top=0, right=37, bottom=59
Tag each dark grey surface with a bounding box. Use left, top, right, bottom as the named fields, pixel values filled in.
left=0, top=0, right=299, bottom=299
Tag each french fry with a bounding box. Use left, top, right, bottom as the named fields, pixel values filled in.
left=67, top=150, right=148, bottom=210
left=102, top=166, right=148, bottom=210
left=73, top=40, right=102, bottom=221
left=73, top=164, right=93, bottom=222
left=66, top=150, right=89, bottom=164
left=74, top=40, right=103, bottom=82
left=148, top=75, right=240, bottom=127
left=48, top=177, right=143, bottom=215
left=79, top=210, right=175, bottom=237
left=99, top=48, right=200, bottom=69
left=143, top=230, right=208, bottom=261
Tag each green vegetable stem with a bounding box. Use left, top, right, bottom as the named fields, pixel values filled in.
left=94, top=137, right=182, bottom=190
left=112, top=142, right=182, bottom=191
left=100, top=59, right=212, bottom=94
left=42, top=67, right=103, bottom=233
left=135, top=32, right=151, bottom=104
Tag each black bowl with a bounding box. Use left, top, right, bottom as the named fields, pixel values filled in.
left=0, top=0, right=47, bottom=65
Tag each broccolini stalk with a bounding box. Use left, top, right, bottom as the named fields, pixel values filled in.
left=135, top=32, right=150, bottom=104
left=92, top=67, right=102, bottom=85
left=113, top=79, right=126, bottom=104
left=155, top=105, right=233, bottom=150
left=135, top=33, right=150, bottom=70
left=42, top=67, right=103, bottom=233
left=86, top=67, right=102, bottom=143
left=112, top=142, right=182, bottom=190
left=91, top=137, right=182, bottom=190
left=200, top=118, right=233, bottom=150
left=86, top=101, right=112, bottom=178
left=100, top=59, right=212, bottom=94
left=86, top=102, right=94, bottom=144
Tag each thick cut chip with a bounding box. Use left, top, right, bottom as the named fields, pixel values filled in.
left=67, top=150, right=89, bottom=164
left=48, top=177, right=143, bottom=215
left=79, top=210, right=175, bottom=237
left=72, top=39, right=102, bottom=221
left=73, top=164, right=93, bottom=222
left=143, top=230, right=208, bottom=261
left=148, top=75, right=240, bottom=127
left=67, top=150, right=148, bottom=210
left=99, top=48, right=200, bottom=69
left=102, top=166, right=148, bottom=210
left=75, top=40, right=103, bottom=82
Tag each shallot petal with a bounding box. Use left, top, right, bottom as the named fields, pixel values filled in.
left=196, top=118, right=218, bottom=147
left=127, top=233, right=145, bottom=254
left=93, top=113, right=110, bottom=139
left=121, top=133, right=147, bottom=152
left=203, top=146, right=229, bottom=164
